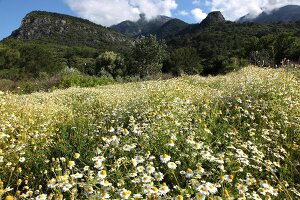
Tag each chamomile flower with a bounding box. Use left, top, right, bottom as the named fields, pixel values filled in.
left=185, top=168, right=194, bottom=178
left=146, top=165, right=155, bottom=174
left=99, top=180, right=111, bottom=187
left=160, top=154, right=171, bottom=163
left=159, top=183, right=170, bottom=195
left=206, top=182, right=218, bottom=194
left=120, top=189, right=131, bottom=199
left=133, top=193, right=143, bottom=199
left=67, top=161, right=75, bottom=169
left=197, top=184, right=209, bottom=196
left=36, top=194, right=47, bottom=200
left=19, top=157, right=25, bottom=163
left=137, top=166, right=145, bottom=173
left=167, top=162, right=177, bottom=170
left=62, top=183, right=73, bottom=191
left=223, top=175, right=234, bottom=183
left=73, top=153, right=80, bottom=159
left=70, top=172, right=83, bottom=179
left=141, top=174, right=152, bottom=183
left=100, top=190, right=110, bottom=199
left=154, top=172, right=164, bottom=181
left=94, top=160, right=103, bottom=169
left=168, top=139, right=175, bottom=147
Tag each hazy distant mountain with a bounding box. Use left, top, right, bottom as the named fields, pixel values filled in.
left=110, top=14, right=172, bottom=37
left=238, top=5, right=300, bottom=23
left=9, top=11, right=132, bottom=49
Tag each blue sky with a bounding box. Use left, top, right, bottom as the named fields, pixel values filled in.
left=1, top=0, right=299, bottom=40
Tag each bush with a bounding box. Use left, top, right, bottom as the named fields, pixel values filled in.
left=59, top=73, right=115, bottom=88
left=0, top=79, right=15, bottom=91
left=0, top=67, right=23, bottom=80
left=96, top=51, right=126, bottom=78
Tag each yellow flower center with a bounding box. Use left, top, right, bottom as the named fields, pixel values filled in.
left=5, top=195, right=14, bottom=200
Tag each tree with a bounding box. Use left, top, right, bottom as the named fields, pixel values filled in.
left=96, top=51, right=126, bottom=78
left=131, top=35, right=167, bottom=77
left=19, top=44, right=62, bottom=76
left=273, top=33, right=296, bottom=64
left=0, top=44, right=20, bottom=70
left=164, top=47, right=203, bottom=75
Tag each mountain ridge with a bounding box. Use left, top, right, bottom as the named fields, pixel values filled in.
left=8, top=10, right=132, bottom=50
left=238, top=5, right=300, bottom=23
left=110, top=14, right=172, bottom=37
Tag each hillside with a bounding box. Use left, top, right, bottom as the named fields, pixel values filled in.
left=8, top=11, right=132, bottom=50
left=167, top=12, right=300, bottom=74
left=150, top=18, right=189, bottom=39
left=238, top=5, right=300, bottom=23
left=111, top=14, right=171, bottom=37
left=0, top=66, right=299, bottom=199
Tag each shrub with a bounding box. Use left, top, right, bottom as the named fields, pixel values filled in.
left=59, top=73, right=115, bottom=88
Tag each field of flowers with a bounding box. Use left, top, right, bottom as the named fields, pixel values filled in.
left=0, top=66, right=299, bottom=200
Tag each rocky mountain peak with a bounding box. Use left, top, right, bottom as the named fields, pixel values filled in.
left=200, top=11, right=226, bottom=27
left=9, top=11, right=131, bottom=48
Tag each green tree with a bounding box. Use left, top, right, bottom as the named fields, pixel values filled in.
left=19, top=44, right=62, bottom=76
left=164, top=47, right=203, bottom=75
left=131, top=35, right=167, bottom=77
left=0, top=44, right=20, bottom=70
left=96, top=51, right=126, bottom=78
left=273, top=33, right=296, bottom=64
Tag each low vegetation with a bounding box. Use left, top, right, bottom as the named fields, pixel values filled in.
left=0, top=66, right=299, bottom=199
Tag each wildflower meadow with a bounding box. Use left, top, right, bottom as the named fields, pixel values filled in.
left=0, top=66, right=299, bottom=199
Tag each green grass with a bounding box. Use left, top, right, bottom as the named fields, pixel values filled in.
left=0, top=66, right=299, bottom=199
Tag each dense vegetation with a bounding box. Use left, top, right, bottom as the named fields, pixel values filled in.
left=168, top=22, right=300, bottom=74
left=0, top=67, right=299, bottom=199
left=0, top=11, right=299, bottom=93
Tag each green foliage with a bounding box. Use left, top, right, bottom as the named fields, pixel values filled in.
left=60, top=73, right=114, bottom=88
left=168, top=22, right=300, bottom=73
left=1, top=15, right=300, bottom=85
left=18, top=44, right=63, bottom=76
left=96, top=51, right=126, bottom=78
left=164, top=47, right=203, bottom=75
left=0, top=79, right=15, bottom=91
left=0, top=44, right=20, bottom=70
left=0, top=67, right=22, bottom=80
left=130, top=35, right=167, bottom=77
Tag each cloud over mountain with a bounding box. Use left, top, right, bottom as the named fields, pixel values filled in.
left=206, top=0, right=300, bottom=20
left=191, top=8, right=207, bottom=22
left=64, top=0, right=177, bottom=26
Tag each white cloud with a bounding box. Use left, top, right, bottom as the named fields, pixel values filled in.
left=191, top=8, right=207, bottom=22
left=192, top=0, right=201, bottom=5
left=179, top=10, right=189, bottom=16
left=206, top=0, right=300, bottom=20
left=64, top=0, right=177, bottom=26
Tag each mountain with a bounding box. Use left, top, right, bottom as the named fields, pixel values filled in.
left=200, top=11, right=226, bottom=27
left=150, top=18, right=189, bottom=39
left=110, top=14, right=171, bottom=37
left=8, top=11, right=132, bottom=50
left=178, top=11, right=227, bottom=35
left=238, top=5, right=300, bottom=23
